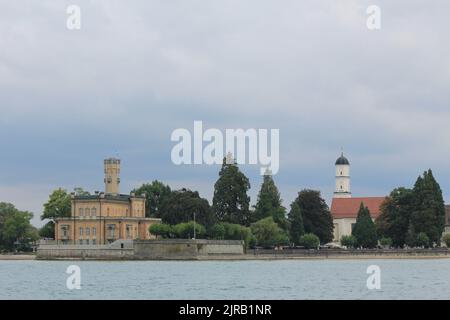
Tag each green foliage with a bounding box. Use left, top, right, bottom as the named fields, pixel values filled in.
left=292, top=190, right=334, bottom=244
left=209, top=223, right=226, bottom=240
left=409, top=170, right=445, bottom=246
left=172, top=221, right=206, bottom=239
left=159, top=189, right=215, bottom=227
left=132, top=181, right=171, bottom=217
left=416, top=232, right=430, bottom=248
left=208, top=222, right=255, bottom=248
left=443, top=234, right=450, bottom=248
left=340, top=235, right=357, bottom=248
left=250, top=217, right=289, bottom=248
left=39, top=221, right=55, bottom=238
left=149, top=223, right=174, bottom=239
left=41, top=188, right=71, bottom=221
left=73, top=187, right=90, bottom=196
left=380, top=237, right=393, bottom=248
left=213, top=157, right=251, bottom=226
left=352, top=203, right=377, bottom=248
left=0, top=202, right=37, bottom=251
left=253, top=173, right=287, bottom=229
left=375, top=188, right=413, bottom=247
left=376, top=170, right=445, bottom=248
left=287, top=202, right=304, bottom=245
left=299, top=233, right=320, bottom=249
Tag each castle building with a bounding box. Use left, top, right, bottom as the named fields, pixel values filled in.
left=54, top=158, right=161, bottom=245
left=330, top=153, right=386, bottom=242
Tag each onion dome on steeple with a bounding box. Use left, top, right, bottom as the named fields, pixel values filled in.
left=335, top=152, right=350, bottom=165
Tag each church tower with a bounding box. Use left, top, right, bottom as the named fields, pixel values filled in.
left=334, top=152, right=351, bottom=198
left=104, top=158, right=120, bottom=195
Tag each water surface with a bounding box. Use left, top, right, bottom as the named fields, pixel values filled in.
left=0, top=259, right=449, bottom=299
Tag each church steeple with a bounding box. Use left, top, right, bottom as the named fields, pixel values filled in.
left=334, top=152, right=351, bottom=198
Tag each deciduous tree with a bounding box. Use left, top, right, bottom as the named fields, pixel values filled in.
left=159, top=189, right=215, bottom=227
left=133, top=180, right=171, bottom=217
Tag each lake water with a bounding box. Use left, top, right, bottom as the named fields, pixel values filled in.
left=1, top=259, right=449, bottom=299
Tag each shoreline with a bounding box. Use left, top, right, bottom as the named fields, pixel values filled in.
left=0, top=255, right=36, bottom=260
left=3, top=253, right=450, bottom=261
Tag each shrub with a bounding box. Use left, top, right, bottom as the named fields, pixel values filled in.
left=173, top=221, right=205, bottom=239
left=209, top=223, right=226, bottom=240
left=210, top=222, right=256, bottom=248
left=340, top=235, right=357, bottom=248
left=299, top=233, right=320, bottom=249
left=443, top=234, right=450, bottom=248
left=251, top=217, right=289, bottom=248
left=149, top=223, right=173, bottom=239
left=380, top=237, right=393, bottom=248
left=416, top=232, right=430, bottom=248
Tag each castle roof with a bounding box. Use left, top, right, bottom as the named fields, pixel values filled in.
left=331, top=197, right=386, bottom=219
left=73, top=193, right=145, bottom=202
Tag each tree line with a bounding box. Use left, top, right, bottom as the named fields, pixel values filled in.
left=37, top=157, right=334, bottom=249
left=4, top=158, right=448, bottom=251
left=342, top=170, right=448, bottom=249
left=140, top=157, right=334, bottom=248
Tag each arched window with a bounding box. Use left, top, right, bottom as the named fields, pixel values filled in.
left=86, top=227, right=90, bottom=237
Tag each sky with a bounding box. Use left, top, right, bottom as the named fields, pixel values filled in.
left=1, top=0, right=450, bottom=227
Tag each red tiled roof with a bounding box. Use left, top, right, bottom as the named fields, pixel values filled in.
left=331, top=197, right=387, bottom=219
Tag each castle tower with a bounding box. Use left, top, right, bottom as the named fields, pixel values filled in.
left=104, top=158, right=120, bottom=195
left=334, top=152, right=351, bottom=198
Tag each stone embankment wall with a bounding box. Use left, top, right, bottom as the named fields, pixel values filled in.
left=36, top=239, right=244, bottom=260
left=133, top=239, right=244, bottom=259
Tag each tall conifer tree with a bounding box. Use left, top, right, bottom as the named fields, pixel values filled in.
left=352, top=203, right=377, bottom=248
left=410, top=169, right=445, bottom=245
left=253, top=172, right=286, bottom=228
left=212, top=155, right=251, bottom=226
left=288, top=202, right=304, bottom=245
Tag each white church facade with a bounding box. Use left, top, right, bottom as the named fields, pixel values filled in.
left=330, top=153, right=386, bottom=242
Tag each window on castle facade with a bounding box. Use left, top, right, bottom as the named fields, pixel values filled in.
left=108, top=224, right=115, bottom=238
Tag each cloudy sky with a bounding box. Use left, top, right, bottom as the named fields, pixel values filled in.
left=1, top=0, right=450, bottom=227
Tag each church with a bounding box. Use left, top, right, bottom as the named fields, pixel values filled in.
left=330, top=153, right=386, bottom=242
